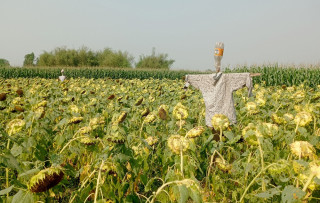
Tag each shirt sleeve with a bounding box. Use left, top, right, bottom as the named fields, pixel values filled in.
left=185, top=74, right=203, bottom=90
left=228, top=73, right=252, bottom=97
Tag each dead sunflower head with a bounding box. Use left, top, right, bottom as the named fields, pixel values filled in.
left=28, top=167, right=64, bottom=193
left=145, top=136, right=159, bottom=146
left=290, top=141, right=316, bottom=159
left=167, top=135, right=189, bottom=154
left=186, top=126, right=205, bottom=138
left=68, top=117, right=83, bottom=124
left=144, top=114, right=156, bottom=123
left=173, top=102, right=188, bottom=120
left=135, top=96, right=144, bottom=106
left=158, top=105, right=168, bottom=120
left=80, top=136, right=97, bottom=145
left=6, top=119, right=26, bottom=136
left=211, top=114, right=230, bottom=131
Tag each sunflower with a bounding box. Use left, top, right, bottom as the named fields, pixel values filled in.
left=167, top=135, right=189, bottom=154
left=6, top=119, right=26, bottom=136
left=186, top=126, right=205, bottom=138
left=34, top=106, right=45, bottom=119
left=290, top=141, right=316, bottom=159
left=116, top=112, right=127, bottom=124
left=215, top=158, right=232, bottom=172
left=144, top=114, right=156, bottom=123
left=80, top=136, right=96, bottom=145
left=245, top=102, right=258, bottom=114
left=211, top=114, right=230, bottom=131
left=28, top=167, right=64, bottom=193
left=135, top=96, right=143, bottom=106
left=141, top=108, right=150, bottom=117
left=242, top=123, right=258, bottom=146
left=173, top=102, right=188, bottom=120
left=158, top=105, right=168, bottom=120
left=68, top=117, right=83, bottom=124
left=145, top=136, right=159, bottom=146
left=294, top=111, right=312, bottom=127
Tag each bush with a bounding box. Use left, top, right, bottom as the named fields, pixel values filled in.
left=0, top=59, right=10, bottom=67
left=136, top=48, right=174, bottom=69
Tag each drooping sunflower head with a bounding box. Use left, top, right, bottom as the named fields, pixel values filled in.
left=167, top=135, right=189, bottom=154
left=101, top=162, right=117, bottom=176
left=68, top=104, right=80, bottom=113
left=76, top=126, right=92, bottom=136
left=34, top=107, right=45, bottom=119
left=144, top=114, right=156, bottom=123
left=242, top=123, right=258, bottom=146
left=80, top=136, right=97, bottom=145
left=186, top=126, right=205, bottom=138
left=245, top=102, right=258, bottom=114
left=6, top=119, right=26, bottom=136
left=145, top=136, right=159, bottom=146
left=107, top=132, right=126, bottom=144
left=141, top=108, right=150, bottom=117
left=271, top=113, right=286, bottom=125
left=89, top=117, right=105, bottom=129
left=173, top=102, right=188, bottom=120
left=135, top=96, right=144, bottom=106
left=290, top=141, right=316, bottom=159
left=283, top=113, right=294, bottom=122
left=68, top=117, right=83, bottom=124
left=211, top=114, right=230, bottom=131
left=158, top=105, right=169, bottom=120
left=294, top=111, right=313, bottom=127
left=116, top=112, right=127, bottom=124
left=28, top=167, right=64, bottom=193
left=215, top=158, right=232, bottom=173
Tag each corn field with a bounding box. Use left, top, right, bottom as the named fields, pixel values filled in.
left=1, top=65, right=320, bottom=88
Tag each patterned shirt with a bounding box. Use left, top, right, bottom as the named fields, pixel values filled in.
left=185, top=73, right=252, bottom=127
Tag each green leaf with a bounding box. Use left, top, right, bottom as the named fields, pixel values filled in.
left=281, top=185, right=305, bottom=203
left=0, top=185, right=14, bottom=196
left=11, top=143, right=22, bottom=157
left=18, top=169, right=40, bottom=178
left=178, top=185, right=189, bottom=203
left=12, top=190, right=34, bottom=203
left=2, top=152, right=22, bottom=172
left=255, top=186, right=281, bottom=198
left=157, top=191, right=170, bottom=203
left=189, top=185, right=202, bottom=203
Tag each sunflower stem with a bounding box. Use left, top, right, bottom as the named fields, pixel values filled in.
left=180, top=145, right=184, bottom=178
left=303, top=173, right=315, bottom=192
left=59, top=136, right=88, bottom=154
left=139, top=121, right=145, bottom=138
left=219, top=126, right=223, bottom=141
left=257, top=137, right=266, bottom=191
left=6, top=139, right=10, bottom=198
left=94, top=160, right=104, bottom=203
left=239, top=163, right=277, bottom=203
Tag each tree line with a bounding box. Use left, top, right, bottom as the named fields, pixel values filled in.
left=22, top=47, right=174, bottom=69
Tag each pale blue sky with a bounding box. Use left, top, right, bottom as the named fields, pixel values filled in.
left=1, top=0, right=319, bottom=70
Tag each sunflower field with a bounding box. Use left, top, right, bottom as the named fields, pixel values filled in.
left=1, top=77, right=320, bottom=202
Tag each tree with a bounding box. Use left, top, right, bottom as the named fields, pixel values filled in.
left=136, top=48, right=174, bottom=69
left=0, top=58, right=10, bottom=67
left=23, top=52, right=35, bottom=66
left=97, top=48, right=134, bottom=68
